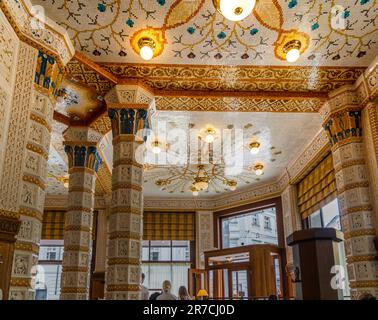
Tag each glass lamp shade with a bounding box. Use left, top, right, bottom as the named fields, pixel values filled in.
left=140, top=45, right=154, bottom=61
left=205, top=133, right=215, bottom=143
left=215, top=0, right=256, bottom=22
left=286, top=48, right=300, bottom=63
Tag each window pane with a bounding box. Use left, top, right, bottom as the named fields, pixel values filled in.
left=221, top=207, right=278, bottom=248
left=322, top=199, right=341, bottom=230
left=172, top=240, right=188, bottom=246
left=309, top=210, right=322, bottom=228
left=35, top=264, right=62, bottom=300
left=172, top=246, right=190, bottom=261
left=142, top=263, right=190, bottom=296
left=150, top=240, right=171, bottom=247
left=150, top=247, right=171, bottom=261
left=142, top=246, right=149, bottom=261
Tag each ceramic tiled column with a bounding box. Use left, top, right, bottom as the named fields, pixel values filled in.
left=321, top=88, right=378, bottom=299
left=9, top=51, right=62, bottom=300
left=104, top=84, right=154, bottom=300
left=60, top=127, right=102, bottom=300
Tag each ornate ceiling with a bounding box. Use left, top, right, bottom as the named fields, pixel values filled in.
left=36, top=0, right=377, bottom=198
left=32, top=0, right=377, bottom=66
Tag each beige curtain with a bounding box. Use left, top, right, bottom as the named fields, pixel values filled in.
left=143, top=212, right=195, bottom=241
left=297, top=153, right=337, bottom=219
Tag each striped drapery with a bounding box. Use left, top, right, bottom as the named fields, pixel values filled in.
left=143, top=212, right=195, bottom=241
left=297, top=153, right=337, bottom=219
left=41, top=210, right=65, bottom=240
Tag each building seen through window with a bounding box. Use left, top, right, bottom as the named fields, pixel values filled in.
left=35, top=240, right=64, bottom=300
left=222, top=207, right=278, bottom=248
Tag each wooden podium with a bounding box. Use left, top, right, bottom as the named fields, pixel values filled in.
left=286, top=228, right=344, bottom=300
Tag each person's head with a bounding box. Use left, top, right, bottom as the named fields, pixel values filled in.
left=359, top=293, right=376, bottom=300
left=162, top=280, right=172, bottom=293
left=178, top=286, right=189, bottom=298
left=141, top=273, right=145, bottom=284
left=268, top=294, right=278, bottom=300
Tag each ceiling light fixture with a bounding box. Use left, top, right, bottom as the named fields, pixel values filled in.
left=138, top=37, right=156, bottom=61
left=193, top=165, right=210, bottom=190
left=249, top=141, right=261, bottom=155
left=283, top=40, right=302, bottom=63
left=152, top=140, right=162, bottom=154
left=213, top=0, right=256, bottom=22
left=226, top=180, right=237, bottom=191
left=253, top=163, right=264, bottom=176
left=190, top=186, right=199, bottom=196
left=204, top=128, right=216, bottom=143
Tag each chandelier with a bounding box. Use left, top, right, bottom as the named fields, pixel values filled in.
left=153, top=163, right=243, bottom=196
left=145, top=124, right=266, bottom=196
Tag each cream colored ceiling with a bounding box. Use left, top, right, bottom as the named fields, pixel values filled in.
left=98, top=111, right=323, bottom=197
left=32, top=0, right=378, bottom=66
left=46, top=111, right=322, bottom=197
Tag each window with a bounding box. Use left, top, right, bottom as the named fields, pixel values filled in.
left=304, top=199, right=341, bottom=230
left=252, top=214, right=259, bottom=226
left=36, top=240, right=64, bottom=300
left=264, top=217, right=271, bottom=230
left=142, top=240, right=192, bottom=296
left=221, top=207, right=278, bottom=248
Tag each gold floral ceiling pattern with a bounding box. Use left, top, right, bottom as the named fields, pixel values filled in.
left=32, top=0, right=378, bottom=66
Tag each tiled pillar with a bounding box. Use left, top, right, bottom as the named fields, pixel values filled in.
left=321, top=89, right=378, bottom=299
left=195, top=211, right=215, bottom=269
left=60, top=127, right=102, bottom=300
left=281, top=184, right=302, bottom=298
left=9, top=51, right=62, bottom=300
left=104, top=84, right=154, bottom=300
left=281, top=184, right=301, bottom=265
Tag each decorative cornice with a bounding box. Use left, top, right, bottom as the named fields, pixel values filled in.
left=155, top=95, right=324, bottom=113
left=286, top=129, right=330, bottom=184
left=0, top=0, right=74, bottom=66
left=101, top=63, right=363, bottom=93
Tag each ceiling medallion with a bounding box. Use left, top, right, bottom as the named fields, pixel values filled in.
left=213, top=0, right=256, bottom=22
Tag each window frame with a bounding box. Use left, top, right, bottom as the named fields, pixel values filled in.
left=214, top=197, right=284, bottom=250
left=142, top=240, right=192, bottom=263
left=302, top=199, right=340, bottom=230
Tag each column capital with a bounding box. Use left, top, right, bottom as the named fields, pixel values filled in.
left=105, top=83, right=155, bottom=140
left=64, top=144, right=102, bottom=173
left=320, top=88, right=363, bottom=148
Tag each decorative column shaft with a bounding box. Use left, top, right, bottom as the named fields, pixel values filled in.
left=104, top=84, right=154, bottom=300
left=321, top=89, right=378, bottom=299
left=60, top=128, right=102, bottom=300
left=9, top=51, right=62, bottom=300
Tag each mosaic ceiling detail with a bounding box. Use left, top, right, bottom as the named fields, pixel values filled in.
left=32, top=0, right=378, bottom=66
left=56, top=78, right=104, bottom=120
